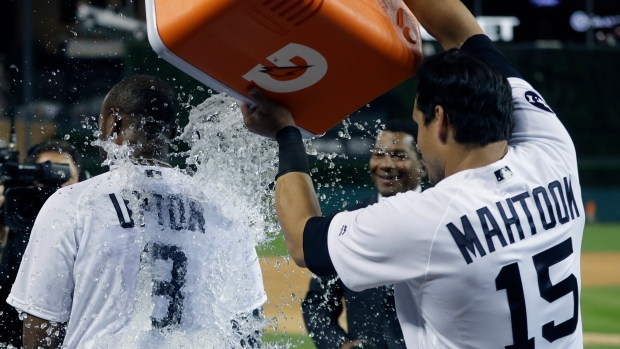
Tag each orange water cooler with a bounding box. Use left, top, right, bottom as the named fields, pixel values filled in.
left=146, top=0, right=424, bottom=137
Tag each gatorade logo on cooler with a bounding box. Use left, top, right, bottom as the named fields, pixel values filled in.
left=243, top=43, right=328, bottom=93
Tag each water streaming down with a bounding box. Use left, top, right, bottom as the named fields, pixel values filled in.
left=86, top=94, right=279, bottom=348
left=178, top=94, right=280, bottom=244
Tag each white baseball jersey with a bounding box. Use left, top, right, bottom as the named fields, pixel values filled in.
left=322, top=41, right=584, bottom=347
left=7, top=165, right=266, bottom=348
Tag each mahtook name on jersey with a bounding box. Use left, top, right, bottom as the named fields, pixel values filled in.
left=447, top=175, right=580, bottom=265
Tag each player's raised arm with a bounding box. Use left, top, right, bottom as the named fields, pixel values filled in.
left=402, top=0, right=484, bottom=50
left=241, top=88, right=320, bottom=267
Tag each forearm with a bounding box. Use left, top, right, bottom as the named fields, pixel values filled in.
left=0, top=226, right=8, bottom=260
left=240, top=90, right=322, bottom=268
left=272, top=125, right=321, bottom=267
left=402, top=0, right=483, bottom=50
left=23, top=315, right=65, bottom=349
left=275, top=172, right=321, bottom=267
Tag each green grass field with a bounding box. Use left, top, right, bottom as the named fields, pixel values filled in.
left=582, top=224, right=620, bottom=252
left=577, top=224, right=620, bottom=347
left=257, top=234, right=288, bottom=257
left=582, top=286, right=620, bottom=334
left=260, top=223, right=620, bottom=348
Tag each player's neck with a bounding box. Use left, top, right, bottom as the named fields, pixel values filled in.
left=132, top=155, right=171, bottom=168
left=131, top=145, right=170, bottom=166
left=445, top=140, right=508, bottom=177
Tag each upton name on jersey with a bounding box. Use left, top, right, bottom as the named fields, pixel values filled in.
left=109, top=189, right=206, bottom=233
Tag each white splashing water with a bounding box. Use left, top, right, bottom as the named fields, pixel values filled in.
left=178, top=94, right=279, bottom=244
left=87, top=94, right=279, bottom=348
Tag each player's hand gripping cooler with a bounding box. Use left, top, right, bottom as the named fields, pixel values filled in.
left=145, top=0, right=424, bottom=138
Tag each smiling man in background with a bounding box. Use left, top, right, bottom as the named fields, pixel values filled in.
left=302, top=119, right=425, bottom=349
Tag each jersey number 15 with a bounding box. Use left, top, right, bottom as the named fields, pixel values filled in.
left=495, top=237, right=579, bottom=348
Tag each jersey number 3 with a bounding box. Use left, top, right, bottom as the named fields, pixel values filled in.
left=495, top=237, right=578, bottom=348
left=142, top=242, right=188, bottom=329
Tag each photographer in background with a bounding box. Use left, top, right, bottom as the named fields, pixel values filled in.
left=0, top=139, right=81, bottom=347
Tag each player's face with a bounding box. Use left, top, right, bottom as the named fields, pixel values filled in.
left=413, top=100, right=444, bottom=185
left=97, top=102, right=117, bottom=142
left=369, top=131, right=425, bottom=197
left=36, top=151, right=79, bottom=187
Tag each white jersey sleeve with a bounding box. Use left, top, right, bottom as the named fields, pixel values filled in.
left=326, top=189, right=449, bottom=292
left=509, top=78, right=578, bottom=172
left=6, top=184, right=83, bottom=322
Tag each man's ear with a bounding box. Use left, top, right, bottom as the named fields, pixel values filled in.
left=435, top=105, right=449, bottom=144
left=418, top=160, right=428, bottom=178
left=109, top=108, right=122, bottom=136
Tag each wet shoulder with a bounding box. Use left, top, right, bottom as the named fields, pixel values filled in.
left=53, top=172, right=113, bottom=204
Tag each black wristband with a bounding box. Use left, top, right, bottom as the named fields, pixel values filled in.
left=275, top=126, right=310, bottom=180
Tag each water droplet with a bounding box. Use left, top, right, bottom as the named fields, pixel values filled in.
left=64, top=134, right=70, bottom=140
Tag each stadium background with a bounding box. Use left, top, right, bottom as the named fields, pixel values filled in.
left=0, top=0, right=618, bottom=347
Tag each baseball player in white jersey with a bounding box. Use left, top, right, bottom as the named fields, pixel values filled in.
left=7, top=75, right=266, bottom=348
left=241, top=1, right=584, bottom=348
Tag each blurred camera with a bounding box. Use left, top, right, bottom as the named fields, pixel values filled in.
left=0, top=147, right=71, bottom=232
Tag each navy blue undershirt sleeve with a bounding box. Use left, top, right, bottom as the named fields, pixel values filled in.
left=460, top=34, right=522, bottom=79
left=303, top=216, right=336, bottom=276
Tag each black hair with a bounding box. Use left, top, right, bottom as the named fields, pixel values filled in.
left=104, top=75, right=177, bottom=139
left=25, top=139, right=81, bottom=166
left=415, top=48, right=513, bottom=146
left=382, top=119, right=418, bottom=142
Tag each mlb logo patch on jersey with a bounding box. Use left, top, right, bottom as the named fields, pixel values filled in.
left=494, top=166, right=513, bottom=183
